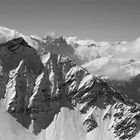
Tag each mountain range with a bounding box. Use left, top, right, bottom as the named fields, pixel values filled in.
left=0, top=26, right=140, bottom=140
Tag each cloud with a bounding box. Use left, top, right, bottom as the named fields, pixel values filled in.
left=66, top=36, right=96, bottom=46
left=129, top=37, right=140, bottom=59
left=0, top=26, right=39, bottom=50
left=97, top=61, right=132, bottom=81
left=65, top=36, right=77, bottom=44
left=75, top=45, right=100, bottom=61
left=67, top=36, right=140, bottom=81
left=67, top=36, right=132, bottom=62
left=0, top=26, right=20, bottom=43
left=47, top=31, right=56, bottom=39
left=83, top=57, right=132, bottom=81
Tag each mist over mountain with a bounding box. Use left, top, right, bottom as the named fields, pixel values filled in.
left=0, top=27, right=140, bottom=140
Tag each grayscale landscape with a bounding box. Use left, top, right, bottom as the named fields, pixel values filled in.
left=0, top=0, right=140, bottom=140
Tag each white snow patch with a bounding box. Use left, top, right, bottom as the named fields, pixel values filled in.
left=0, top=100, right=35, bottom=140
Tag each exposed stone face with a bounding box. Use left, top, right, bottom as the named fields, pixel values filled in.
left=1, top=37, right=140, bottom=139
left=28, top=53, right=74, bottom=133
left=106, top=75, right=140, bottom=104
left=31, top=36, right=83, bottom=64
left=5, top=61, right=31, bottom=128
left=0, top=37, right=44, bottom=75
left=0, top=37, right=44, bottom=128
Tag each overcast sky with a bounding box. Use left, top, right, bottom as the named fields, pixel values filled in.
left=0, top=0, right=140, bottom=42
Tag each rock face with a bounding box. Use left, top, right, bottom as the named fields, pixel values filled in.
left=0, top=37, right=44, bottom=128
left=31, top=35, right=83, bottom=64
left=1, top=37, right=140, bottom=139
left=105, top=75, right=140, bottom=104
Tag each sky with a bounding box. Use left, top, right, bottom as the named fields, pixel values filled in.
left=0, top=0, right=140, bottom=42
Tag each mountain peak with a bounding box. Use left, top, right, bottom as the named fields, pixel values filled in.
left=0, top=37, right=30, bottom=50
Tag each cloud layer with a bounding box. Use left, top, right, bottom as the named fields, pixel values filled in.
left=67, top=36, right=140, bottom=81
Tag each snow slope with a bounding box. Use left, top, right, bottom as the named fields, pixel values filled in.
left=0, top=101, right=35, bottom=140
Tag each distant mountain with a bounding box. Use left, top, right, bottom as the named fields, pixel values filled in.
left=106, top=74, right=140, bottom=104
left=31, top=35, right=83, bottom=64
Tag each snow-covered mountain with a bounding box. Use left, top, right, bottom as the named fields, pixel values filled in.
left=0, top=27, right=140, bottom=140
left=66, top=36, right=140, bottom=105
